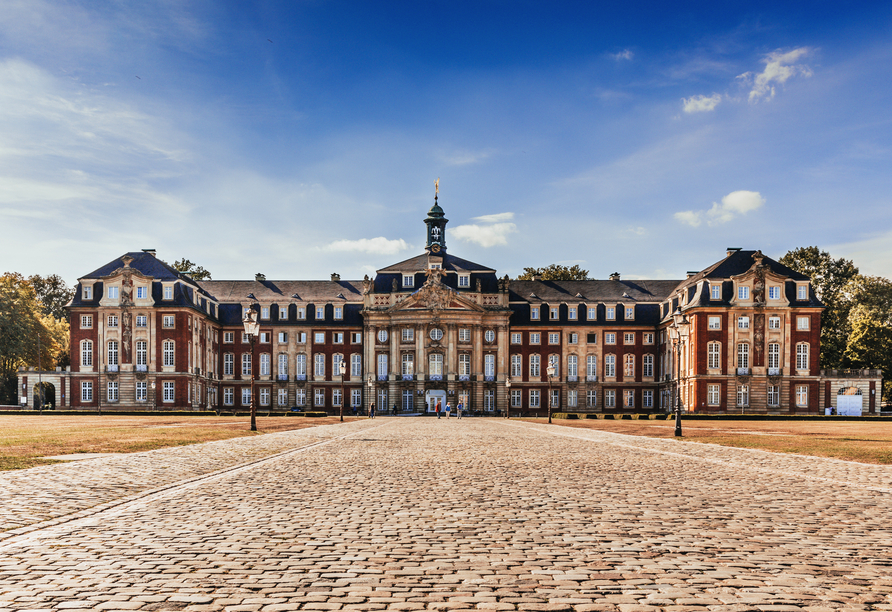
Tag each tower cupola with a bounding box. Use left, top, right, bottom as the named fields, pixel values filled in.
left=424, top=178, right=448, bottom=254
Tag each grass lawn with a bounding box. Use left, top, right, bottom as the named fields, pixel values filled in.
left=0, top=415, right=352, bottom=471
left=538, top=417, right=892, bottom=465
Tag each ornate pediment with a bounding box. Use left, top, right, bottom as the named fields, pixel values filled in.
left=388, top=277, right=486, bottom=313
left=731, top=250, right=791, bottom=308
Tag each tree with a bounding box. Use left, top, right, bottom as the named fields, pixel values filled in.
left=29, top=274, right=74, bottom=321
left=171, top=258, right=212, bottom=280
left=516, top=264, right=591, bottom=281
left=844, top=275, right=892, bottom=402
left=779, top=247, right=860, bottom=369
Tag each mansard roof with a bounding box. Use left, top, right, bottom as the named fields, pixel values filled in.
left=675, top=249, right=810, bottom=291
left=80, top=251, right=196, bottom=284
left=378, top=252, right=496, bottom=273
left=196, top=279, right=364, bottom=303
left=507, top=279, right=680, bottom=303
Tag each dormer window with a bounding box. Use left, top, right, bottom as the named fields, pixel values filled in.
left=403, top=274, right=414, bottom=288
left=625, top=306, right=634, bottom=320
left=163, top=285, right=173, bottom=300
left=83, top=285, right=93, bottom=300
left=738, top=286, right=750, bottom=300
left=710, top=284, right=721, bottom=300
left=550, top=307, right=559, bottom=320
left=458, top=274, right=470, bottom=288
left=136, top=286, right=147, bottom=300
left=797, top=284, right=808, bottom=300
left=606, top=307, right=615, bottom=320
left=107, top=286, right=119, bottom=300
left=768, top=286, right=780, bottom=300
left=531, top=307, right=540, bottom=320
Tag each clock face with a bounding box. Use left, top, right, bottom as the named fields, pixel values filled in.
left=431, top=244, right=441, bottom=253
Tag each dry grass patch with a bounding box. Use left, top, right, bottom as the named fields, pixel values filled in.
left=541, top=418, right=892, bottom=465
left=0, top=415, right=352, bottom=471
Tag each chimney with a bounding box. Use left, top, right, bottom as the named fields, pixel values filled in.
left=726, top=247, right=742, bottom=257
left=142, top=249, right=156, bottom=257
left=255, top=273, right=266, bottom=282
left=686, top=271, right=698, bottom=278
left=609, top=272, right=620, bottom=281
left=331, top=273, right=341, bottom=282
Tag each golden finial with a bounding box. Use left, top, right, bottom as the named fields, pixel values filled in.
left=434, top=177, right=439, bottom=195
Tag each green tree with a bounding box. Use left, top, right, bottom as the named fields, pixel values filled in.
left=171, top=258, right=212, bottom=280
left=779, top=246, right=860, bottom=369
left=516, top=264, right=591, bottom=281
left=844, top=275, right=892, bottom=402
left=0, top=273, right=61, bottom=405
left=29, top=274, right=74, bottom=321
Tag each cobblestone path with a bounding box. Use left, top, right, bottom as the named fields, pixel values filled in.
left=1, top=418, right=891, bottom=611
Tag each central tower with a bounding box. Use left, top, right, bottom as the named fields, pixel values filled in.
left=424, top=181, right=448, bottom=254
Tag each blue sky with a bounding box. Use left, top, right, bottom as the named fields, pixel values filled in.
left=2, top=1, right=891, bottom=284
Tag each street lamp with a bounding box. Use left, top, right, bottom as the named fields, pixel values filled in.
left=367, top=374, right=374, bottom=417
left=546, top=360, right=556, bottom=424
left=242, top=308, right=260, bottom=432
left=671, top=308, right=690, bottom=437
left=505, top=378, right=511, bottom=418
left=151, top=381, right=156, bottom=411
left=339, top=358, right=347, bottom=421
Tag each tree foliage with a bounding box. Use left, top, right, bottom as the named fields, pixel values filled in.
left=516, top=264, right=591, bottom=281
left=29, top=274, right=74, bottom=321
left=844, top=275, right=892, bottom=402
left=779, top=246, right=860, bottom=369
left=171, top=258, right=212, bottom=280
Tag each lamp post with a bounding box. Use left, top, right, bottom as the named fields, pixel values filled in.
left=339, top=358, right=347, bottom=421
left=367, top=374, right=374, bottom=417
left=671, top=308, right=690, bottom=437
left=243, top=308, right=260, bottom=432
left=505, top=378, right=511, bottom=418
left=151, top=381, right=156, bottom=411
left=546, top=360, right=556, bottom=424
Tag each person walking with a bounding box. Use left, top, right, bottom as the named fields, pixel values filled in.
left=369, top=402, right=376, bottom=418
left=436, top=402, right=441, bottom=419
left=445, top=402, right=451, bottom=418
left=456, top=401, right=463, bottom=419
left=392, top=403, right=397, bottom=416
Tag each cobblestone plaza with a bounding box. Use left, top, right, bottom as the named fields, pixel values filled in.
left=1, top=419, right=891, bottom=611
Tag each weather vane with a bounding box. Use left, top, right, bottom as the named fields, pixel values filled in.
left=435, top=177, right=439, bottom=195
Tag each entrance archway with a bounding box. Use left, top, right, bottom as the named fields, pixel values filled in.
left=425, top=390, right=446, bottom=413
left=837, top=386, right=863, bottom=416
left=32, top=382, right=56, bottom=410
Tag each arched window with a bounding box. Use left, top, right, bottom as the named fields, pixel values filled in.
left=529, top=354, right=540, bottom=378
left=796, top=343, right=809, bottom=370
left=605, top=354, right=616, bottom=377
left=567, top=354, right=578, bottom=377
left=378, top=353, right=389, bottom=377
left=163, top=340, right=175, bottom=367
left=351, top=353, right=361, bottom=377
left=707, top=342, right=721, bottom=369
left=81, top=340, right=93, bottom=367
left=278, top=353, right=288, bottom=378
left=643, top=354, right=654, bottom=377
left=295, top=354, right=307, bottom=377
left=428, top=353, right=442, bottom=376
left=107, top=340, right=118, bottom=366
left=314, top=353, right=325, bottom=377
left=402, top=353, right=414, bottom=375
left=260, top=353, right=270, bottom=376
left=623, top=354, right=635, bottom=377
left=586, top=355, right=597, bottom=380
left=737, top=343, right=749, bottom=369
left=510, top=354, right=522, bottom=377
left=241, top=352, right=251, bottom=375
left=548, top=354, right=559, bottom=378
left=484, top=354, right=495, bottom=377
left=136, top=341, right=147, bottom=367
left=767, top=343, right=780, bottom=369
left=458, top=353, right=471, bottom=377
left=332, top=353, right=343, bottom=376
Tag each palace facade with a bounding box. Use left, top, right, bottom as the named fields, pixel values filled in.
left=19, top=198, right=883, bottom=415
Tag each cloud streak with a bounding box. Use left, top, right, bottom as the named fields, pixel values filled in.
left=323, top=237, right=410, bottom=255
left=674, top=191, right=765, bottom=227
left=451, top=212, right=517, bottom=247
left=739, top=47, right=813, bottom=103
left=682, top=93, right=722, bottom=113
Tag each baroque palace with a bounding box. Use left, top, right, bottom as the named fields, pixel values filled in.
left=19, top=197, right=882, bottom=415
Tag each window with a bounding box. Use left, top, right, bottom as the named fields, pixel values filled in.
left=351, top=332, right=362, bottom=344
left=797, top=316, right=810, bottom=330
left=643, top=333, right=654, bottom=344
left=296, top=354, right=307, bottom=377
left=224, top=332, right=234, bottom=343
left=163, top=286, right=173, bottom=300
left=511, top=389, right=521, bottom=407
left=279, top=307, right=288, bottom=320
left=569, top=333, right=578, bottom=344
left=624, top=333, right=634, bottom=345
left=623, top=354, right=635, bottom=377
left=548, top=333, right=559, bottom=345
left=737, top=384, right=749, bottom=407
left=710, top=285, right=721, bottom=300
left=708, top=316, right=721, bottom=330
left=768, top=286, right=780, bottom=300
left=316, top=307, right=325, bottom=320
left=768, top=343, right=780, bottom=369
left=458, top=274, right=470, bottom=288
left=550, top=389, right=560, bottom=409
left=333, top=332, right=344, bottom=344
left=768, top=316, right=781, bottom=329
left=297, top=307, right=306, bottom=320
left=586, top=390, right=597, bottom=407
left=258, top=387, right=270, bottom=407
left=738, top=316, right=750, bottom=329
left=163, top=315, right=174, bottom=328
left=403, top=328, right=415, bottom=342
left=351, top=354, right=362, bottom=377
left=136, top=315, right=147, bottom=328
left=278, top=388, right=288, bottom=407
left=605, top=354, right=616, bottom=377
left=484, top=389, right=495, bottom=411
left=529, top=390, right=540, bottom=408
left=587, top=307, right=596, bottom=320
left=81, top=340, right=93, bottom=367
left=295, top=388, right=306, bottom=406
left=529, top=354, right=540, bottom=377
left=402, top=353, right=415, bottom=375
left=605, top=390, right=615, bottom=408
left=377, top=329, right=388, bottom=343
left=314, top=332, right=325, bottom=344
left=767, top=385, right=779, bottom=406
left=511, top=333, right=521, bottom=344
left=403, top=274, right=414, bottom=288
left=334, top=307, right=343, bottom=320
left=586, top=355, right=597, bottom=379
left=242, top=353, right=251, bottom=376
left=430, top=328, right=443, bottom=341
left=797, top=285, right=808, bottom=300
left=510, top=354, right=522, bottom=377
left=459, top=354, right=471, bottom=376
left=107, top=286, right=119, bottom=300
left=136, top=341, right=147, bottom=367
left=485, top=329, right=496, bottom=343
left=351, top=389, right=362, bottom=408
left=568, top=354, right=578, bottom=377
left=223, top=387, right=234, bottom=406
left=796, top=343, right=809, bottom=370
left=529, top=332, right=540, bottom=344
left=568, top=389, right=578, bottom=408
left=278, top=332, right=288, bottom=343
left=261, top=307, right=270, bottom=320
left=428, top=353, right=442, bottom=376
left=106, top=315, right=117, bottom=329
left=531, top=307, right=540, bottom=320
left=260, top=353, right=270, bottom=376
left=548, top=354, right=559, bottom=378
left=163, top=382, right=174, bottom=402
left=333, top=354, right=344, bottom=378
left=375, top=353, right=388, bottom=377
left=708, top=343, right=721, bottom=369
left=708, top=384, right=720, bottom=406
left=738, top=286, right=750, bottom=300
left=643, top=390, right=653, bottom=408
left=737, top=343, right=749, bottom=369
left=223, top=353, right=234, bottom=376
left=260, top=332, right=271, bottom=344
left=550, top=307, right=559, bottom=320
left=136, top=381, right=147, bottom=402
left=315, top=389, right=325, bottom=407
left=484, top=354, right=495, bottom=377
left=106, top=340, right=118, bottom=367
left=163, top=340, right=175, bottom=367
left=83, top=285, right=93, bottom=300
left=314, top=354, right=325, bottom=377
left=625, top=307, right=634, bottom=320
left=643, top=354, right=654, bottom=377
left=568, top=307, right=577, bottom=320
left=81, top=381, right=93, bottom=402
left=605, top=333, right=616, bottom=345
left=80, top=315, right=93, bottom=329
left=107, top=381, right=118, bottom=402
left=402, top=389, right=412, bottom=411
left=624, top=390, right=634, bottom=408
left=606, top=307, right=615, bottom=320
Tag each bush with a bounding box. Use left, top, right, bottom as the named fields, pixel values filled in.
left=552, top=412, right=579, bottom=419
left=288, top=411, right=328, bottom=417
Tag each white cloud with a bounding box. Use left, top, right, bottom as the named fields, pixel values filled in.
left=451, top=223, right=517, bottom=247
left=439, top=148, right=496, bottom=166
left=611, top=49, right=634, bottom=61
left=682, top=93, right=722, bottom=113
left=472, top=212, right=514, bottom=223
left=323, top=237, right=410, bottom=255
left=674, top=190, right=765, bottom=227
left=739, top=47, right=813, bottom=103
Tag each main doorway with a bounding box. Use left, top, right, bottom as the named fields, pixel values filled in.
left=425, top=390, right=446, bottom=413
